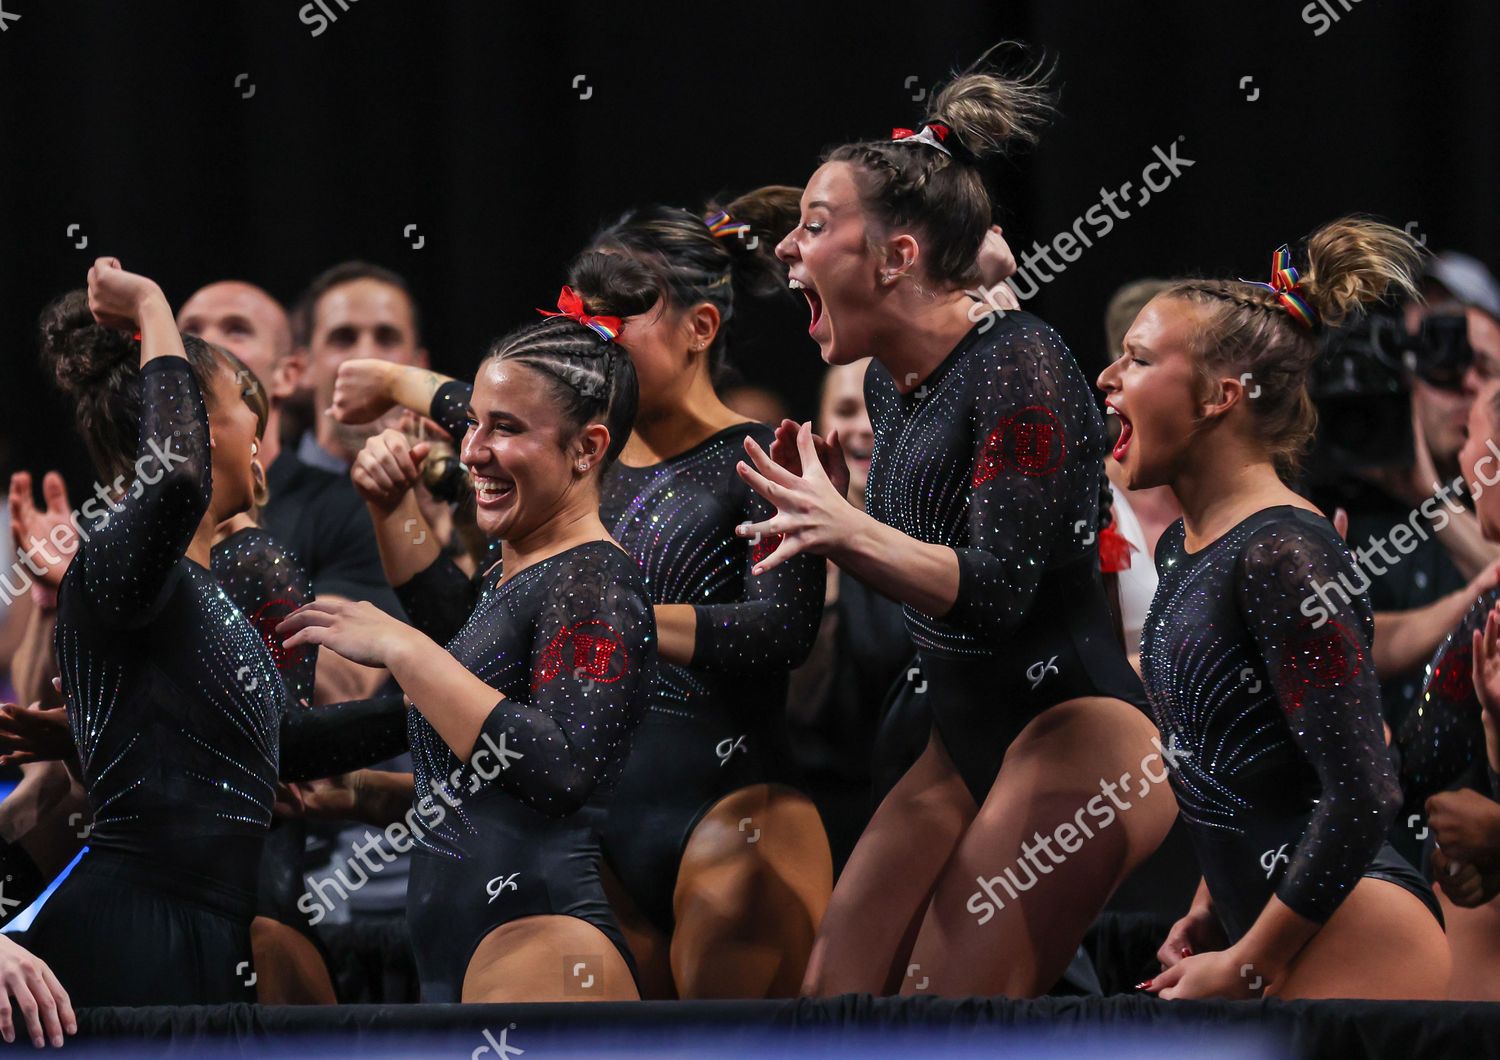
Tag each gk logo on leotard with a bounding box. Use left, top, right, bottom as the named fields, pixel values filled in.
left=533, top=619, right=628, bottom=691
left=1259, top=844, right=1291, bottom=879
left=1026, top=655, right=1059, bottom=689
left=486, top=873, right=520, bottom=902
left=716, top=734, right=748, bottom=766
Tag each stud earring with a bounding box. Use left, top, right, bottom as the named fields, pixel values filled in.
left=577, top=461, right=588, bottom=472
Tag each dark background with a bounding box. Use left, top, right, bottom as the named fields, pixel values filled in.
left=2, top=0, right=1496, bottom=484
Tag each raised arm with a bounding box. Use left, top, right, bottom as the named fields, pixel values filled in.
left=71, top=263, right=210, bottom=627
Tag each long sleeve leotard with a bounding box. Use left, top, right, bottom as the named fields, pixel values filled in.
left=1141, top=506, right=1439, bottom=939
left=862, top=311, right=1145, bottom=801
left=394, top=541, right=656, bottom=1000
left=428, top=379, right=824, bottom=933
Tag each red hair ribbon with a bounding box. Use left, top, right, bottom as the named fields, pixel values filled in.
left=1098, top=523, right=1136, bottom=574
left=536, top=285, right=622, bottom=342
left=891, top=122, right=953, bottom=157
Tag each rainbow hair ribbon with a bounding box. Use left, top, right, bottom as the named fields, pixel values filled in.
left=537, top=285, right=621, bottom=341
left=1243, top=245, right=1319, bottom=330
left=704, top=209, right=751, bottom=240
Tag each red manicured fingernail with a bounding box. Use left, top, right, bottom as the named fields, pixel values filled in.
left=1180, top=946, right=1192, bottom=958
left=1135, top=979, right=1153, bottom=991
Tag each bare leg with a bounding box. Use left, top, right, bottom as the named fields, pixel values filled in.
left=601, top=861, right=677, bottom=999
left=1434, top=888, right=1500, bottom=1001
left=462, top=915, right=639, bottom=1002
left=250, top=916, right=337, bottom=1004
left=906, top=698, right=1175, bottom=997
left=803, top=729, right=977, bottom=996
left=1274, top=877, right=1449, bottom=1000
left=669, top=783, right=832, bottom=998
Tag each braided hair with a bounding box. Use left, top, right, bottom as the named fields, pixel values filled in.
left=1163, top=217, right=1424, bottom=477
left=480, top=251, right=659, bottom=468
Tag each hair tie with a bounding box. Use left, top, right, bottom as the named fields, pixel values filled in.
left=537, top=285, right=622, bottom=342
left=704, top=209, right=752, bottom=240
left=1240, top=245, right=1320, bottom=330
left=891, top=122, right=953, bottom=158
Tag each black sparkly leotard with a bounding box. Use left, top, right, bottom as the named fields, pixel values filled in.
left=28, top=358, right=286, bottom=1005
left=212, top=526, right=410, bottom=947
left=1141, top=506, right=1440, bottom=941
left=25, top=363, right=409, bottom=1005
left=431, top=381, right=824, bottom=933
left=863, top=311, right=1145, bottom=803
left=395, top=541, right=656, bottom=1002
left=1396, top=586, right=1497, bottom=805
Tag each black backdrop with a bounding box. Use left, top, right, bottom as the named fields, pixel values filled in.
left=2, top=0, right=1497, bottom=484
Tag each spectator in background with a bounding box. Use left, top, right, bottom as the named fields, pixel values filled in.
left=1309, top=255, right=1500, bottom=745
left=177, top=281, right=298, bottom=469
left=263, top=262, right=431, bottom=927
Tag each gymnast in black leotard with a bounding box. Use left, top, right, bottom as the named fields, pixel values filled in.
left=1100, top=217, right=1449, bottom=999
left=735, top=54, right=1175, bottom=999
left=20, top=266, right=410, bottom=1007
left=280, top=252, right=660, bottom=1003
left=1396, top=586, right=1498, bottom=807
left=330, top=195, right=831, bottom=999
left=860, top=310, right=1147, bottom=801
left=24, top=265, right=289, bottom=1006
left=1142, top=507, right=1440, bottom=940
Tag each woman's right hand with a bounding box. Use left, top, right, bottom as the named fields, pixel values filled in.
left=0, top=934, right=74, bottom=1048
left=1156, top=903, right=1227, bottom=970
left=275, top=773, right=362, bottom=821
left=351, top=429, right=431, bottom=512
left=331, top=359, right=400, bottom=425
left=86, top=257, right=164, bottom=330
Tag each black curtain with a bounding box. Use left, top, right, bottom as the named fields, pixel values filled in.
left=3, top=0, right=1496, bottom=485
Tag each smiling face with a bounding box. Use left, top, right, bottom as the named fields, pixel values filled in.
left=1096, top=295, right=1214, bottom=490
left=776, top=161, right=896, bottom=366
left=204, top=354, right=263, bottom=520
left=1459, top=380, right=1500, bottom=541
left=818, top=358, right=875, bottom=501
left=459, top=358, right=606, bottom=542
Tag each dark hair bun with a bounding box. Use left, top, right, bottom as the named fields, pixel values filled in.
left=39, top=289, right=137, bottom=395
left=712, top=185, right=803, bottom=297
left=569, top=249, right=661, bottom=321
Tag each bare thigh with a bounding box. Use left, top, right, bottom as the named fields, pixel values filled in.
left=907, top=697, right=1176, bottom=997
left=462, top=915, right=639, bottom=1002
left=250, top=916, right=337, bottom=1004
left=1435, top=889, right=1500, bottom=1001
left=802, top=729, right=977, bottom=997
left=1275, top=877, right=1449, bottom=1000
left=601, top=861, right=676, bottom=1000
left=670, top=783, right=832, bottom=999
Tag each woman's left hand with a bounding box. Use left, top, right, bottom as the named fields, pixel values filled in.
left=0, top=703, right=73, bottom=769
left=277, top=598, right=415, bottom=669
left=735, top=422, right=860, bottom=575
left=1144, top=946, right=1273, bottom=1000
